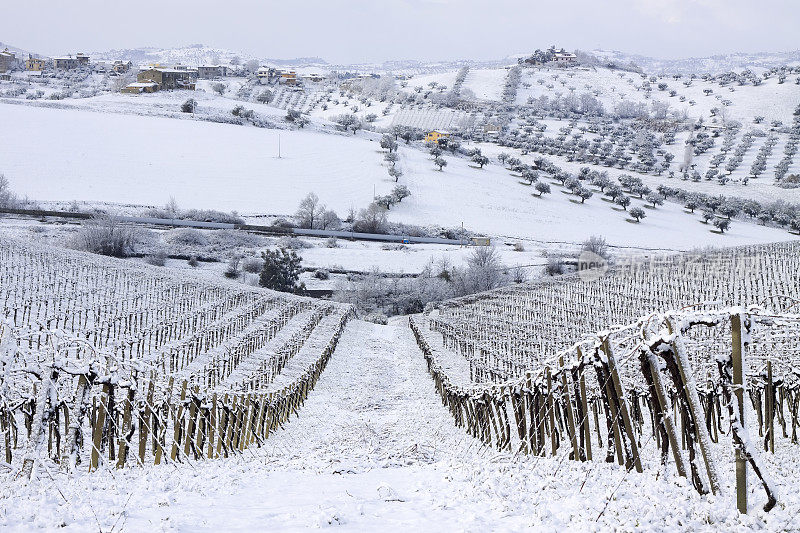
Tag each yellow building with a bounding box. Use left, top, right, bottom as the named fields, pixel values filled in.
left=26, top=56, right=45, bottom=71
left=279, top=70, right=297, bottom=85
left=424, top=130, right=452, bottom=143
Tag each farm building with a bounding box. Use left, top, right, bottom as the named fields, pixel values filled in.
left=424, top=130, right=452, bottom=144
left=94, top=60, right=132, bottom=74
left=25, top=56, right=45, bottom=71
left=53, top=53, right=90, bottom=70
left=257, top=67, right=278, bottom=82
left=197, top=65, right=229, bottom=79
left=279, top=70, right=298, bottom=85
left=136, top=67, right=197, bottom=90
left=300, top=73, right=324, bottom=83
left=0, top=48, right=16, bottom=73
left=120, top=81, right=159, bottom=94
left=552, top=50, right=577, bottom=64
left=53, top=57, right=78, bottom=70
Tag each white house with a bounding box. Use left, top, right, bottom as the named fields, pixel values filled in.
left=552, top=50, right=577, bottom=64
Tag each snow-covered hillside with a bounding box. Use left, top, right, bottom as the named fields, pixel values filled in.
left=0, top=100, right=795, bottom=250
left=592, top=48, right=800, bottom=75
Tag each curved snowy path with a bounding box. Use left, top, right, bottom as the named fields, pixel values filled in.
left=4, top=319, right=798, bottom=531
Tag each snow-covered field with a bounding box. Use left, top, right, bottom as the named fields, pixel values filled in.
left=1, top=101, right=795, bottom=251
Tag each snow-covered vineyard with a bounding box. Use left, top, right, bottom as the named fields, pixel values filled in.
left=1, top=18, right=800, bottom=529
left=412, top=241, right=800, bottom=520
left=0, top=237, right=353, bottom=475
left=1, top=235, right=800, bottom=529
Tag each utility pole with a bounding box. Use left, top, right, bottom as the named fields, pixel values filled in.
left=278, top=134, right=281, bottom=158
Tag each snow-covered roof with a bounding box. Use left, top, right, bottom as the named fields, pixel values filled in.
left=142, top=67, right=196, bottom=74
left=126, top=82, right=159, bottom=88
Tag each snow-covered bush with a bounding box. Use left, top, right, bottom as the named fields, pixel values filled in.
left=363, top=312, right=389, bottom=325
left=144, top=250, right=168, bottom=266
left=71, top=216, right=138, bottom=258
left=242, top=256, right=264, bottom=274
left=165, top=228, right=209, bottom=246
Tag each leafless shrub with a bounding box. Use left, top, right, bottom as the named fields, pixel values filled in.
left=279, top=236, right=312, bottom=249
left=581, top=235, right=611, bottom=261
left=544, top=256, right=566, bottom=276
left=145, top=250, right=168, bottom=266
left=242, top=256, right=264, bottom=274
left=72, top=216, right=137, bottom=257
left=224, top=256, right=241, bottom=278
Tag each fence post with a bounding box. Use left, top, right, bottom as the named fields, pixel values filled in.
left=731, top=313, right=747, bottom=514
left=644, top=350, right=687, bottom=479
left=666, top=319, right=721, bottom=494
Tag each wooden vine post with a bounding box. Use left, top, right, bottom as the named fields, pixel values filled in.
left=731, top=313, right=747, bottom=515
left=602, top=338, right=642, bottom=473
left=90, top=384, right=111, bottom=472
left=666, top=318, right=721, bottom=495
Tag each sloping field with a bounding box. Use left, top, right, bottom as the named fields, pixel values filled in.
left=0, top=102, right=390, bottom=215
left=0, top=102, right=795, bottom=250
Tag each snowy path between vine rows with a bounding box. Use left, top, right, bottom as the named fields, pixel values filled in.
left=2, top=319, right=798, bottom=532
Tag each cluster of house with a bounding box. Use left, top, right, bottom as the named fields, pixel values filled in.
left=256, top=67, right=324, bottom=85
left=119, top=64, right=326, bottom=94
left=0, top=47, right=327, bottom=94
left=0, top=50, right=133, bottom=76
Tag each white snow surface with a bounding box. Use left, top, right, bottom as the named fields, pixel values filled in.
left=2, top=318, right=797, bottom=531
left=1, top=101, right=795, bottom=251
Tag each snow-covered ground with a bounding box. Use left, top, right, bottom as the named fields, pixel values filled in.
left=1, top=101, right=795, bottom=252
left=3, top=318, right=796, bottom=532
left=460, top=68, right=507, bottom=101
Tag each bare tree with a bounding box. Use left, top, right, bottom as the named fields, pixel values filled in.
left=295, top=192, right=325, bottom=229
